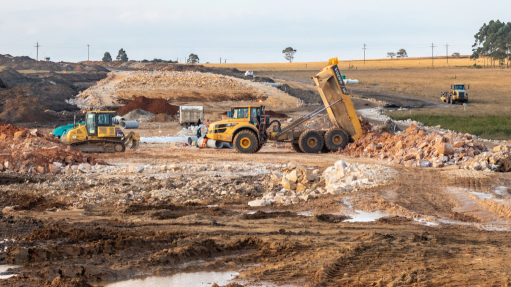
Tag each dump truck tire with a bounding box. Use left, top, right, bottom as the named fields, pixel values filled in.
left=291, top=143, right=304, bottom=153
left=234, top=130, right=259, bottom=153
left=324, top=129, right=349, bottom=151
left=299, top=130, right=324, bottom=154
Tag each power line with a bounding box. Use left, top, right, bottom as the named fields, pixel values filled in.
left=35, top=41, right=40, bottom=61
left=362, top=44, right=367, bottom=65
left=431, top=43, right=436, bottom=69
left=446, top=43, right=449, bottom=64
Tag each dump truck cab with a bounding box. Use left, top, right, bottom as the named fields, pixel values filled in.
left=207, top=105, right=266, bottom=143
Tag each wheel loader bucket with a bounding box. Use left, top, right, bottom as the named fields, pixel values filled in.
left=123, top=132, right=140, bottom=150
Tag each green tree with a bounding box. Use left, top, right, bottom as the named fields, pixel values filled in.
left=471, top=20, right=511, bottom=67
left=397, top=49, right=408, bottom=58
left=187, top=53, right=200, bottom=64
left=452, top=52, right=461, bottom=58
left=102, top=52, right=112, bottom=62
left=116, top=48, right=129, bottom=62
left=386, top=52, right=396, bottom=58
left=282, top=47, right=297, bottom=63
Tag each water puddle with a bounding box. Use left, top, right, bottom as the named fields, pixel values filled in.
left=105, top=271, right=239, bottom=287
left=0, top=264, right=21, bottom=279
left=345, top=210, right=390, bottom=222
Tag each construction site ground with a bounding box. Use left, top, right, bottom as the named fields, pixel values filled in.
left=2, top=144, right=511, bottom=287
left=3, top=59, right=511, bottom=286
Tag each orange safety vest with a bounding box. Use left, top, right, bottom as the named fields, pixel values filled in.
left=200, top=138, right=208, bottom=148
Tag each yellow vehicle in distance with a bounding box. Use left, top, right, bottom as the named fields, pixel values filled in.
left=207, top=57, right=363, bottom=154
left=60, top=111, right=140, bottom=153
left=440, top=83, right=470, bottom=104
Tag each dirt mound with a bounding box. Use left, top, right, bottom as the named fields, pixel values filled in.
left=116, top=96, right=179, bottom=116
left=340, top=123, right=490, bottom=169
left=0, top=122, right=27, bottom=135
left=149, top=113, right=175, bottom=122
left=0, top=124, right=97, bottom=174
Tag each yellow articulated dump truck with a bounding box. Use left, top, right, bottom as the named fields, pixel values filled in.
left=440, top=83, right=470, bottom=104
left=58, top=111, right=140, bottom=153
left=206, top=58, right=363, bottom=154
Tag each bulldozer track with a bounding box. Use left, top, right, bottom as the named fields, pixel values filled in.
left=71, top=140, right=126, bottom=154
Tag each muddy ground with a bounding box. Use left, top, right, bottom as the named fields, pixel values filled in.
left=1, top=144, right=511, bottom=287
left=2, top=64, right=511, bottom=287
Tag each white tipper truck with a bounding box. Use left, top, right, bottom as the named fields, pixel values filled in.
left=177, top=106, right=204, bottom=128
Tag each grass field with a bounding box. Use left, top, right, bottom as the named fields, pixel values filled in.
left=204, top=56, right=500, bottom=71
left=389, top=114, right=511, bottom=140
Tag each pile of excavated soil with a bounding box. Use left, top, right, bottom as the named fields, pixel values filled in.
left=340, top=123, right=491, bottom=169
left=0, top=123, right=97, bottom=174
left=0, top=68, right=80, bottom=123
left=116, top=96, right=179, bottom=116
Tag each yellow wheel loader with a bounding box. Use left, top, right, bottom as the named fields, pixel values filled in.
left=59, top=111, right=140, bottom=153
left=206, top=58, right=363, bottom=154
left=440, top=84, right=470, bottom=104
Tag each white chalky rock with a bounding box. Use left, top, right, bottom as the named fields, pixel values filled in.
left=248, top=199, right=271, bottom=207
left=128, top=166, right=145, bottom=173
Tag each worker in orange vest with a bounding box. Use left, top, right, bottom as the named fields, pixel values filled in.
left=206, top=119, right=210, bottom=128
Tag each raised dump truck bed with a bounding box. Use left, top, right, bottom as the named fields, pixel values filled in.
left=206, top=58, right=363, bottom=154
left=313, top=61, right=363, bottom=140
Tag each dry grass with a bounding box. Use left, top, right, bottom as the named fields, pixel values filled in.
left=203, top=55, right=496, bottom=71
left=0, top=66, right=5, bottom=71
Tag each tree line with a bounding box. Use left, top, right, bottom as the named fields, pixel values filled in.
left=471, top=20, right=511, bottom=68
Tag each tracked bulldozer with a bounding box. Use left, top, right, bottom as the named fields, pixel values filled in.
left=206, top=57, right=363, bottom=153
left=57, top=111, right=140, bottom=153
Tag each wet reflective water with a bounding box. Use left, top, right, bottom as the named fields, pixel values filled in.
left=0, top=264, right=20, bottom=279
left=105, top=271, right=239, bottom=287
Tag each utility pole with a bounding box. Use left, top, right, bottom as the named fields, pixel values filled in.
left=220, top=57, right=221, bottom=64
left=87, top=44, right=90, bottom=61
left=35, top=42, right=40, bottom=61
left=446, top=44, right=449, bottom=63
left=431, top=43, right=435, bottom=69
left=225, top=59, right=227, bottom=63
left=363, top=44, right=367, bottom=65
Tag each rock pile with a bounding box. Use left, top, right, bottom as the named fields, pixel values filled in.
left=341, top=124, right=490, bottom=168
left=0, top=123, right=96, bottom=174
left=116, top=71, right=258, bottom=93
left=322, top=160, right=397, bottom=194
left=252, top=163, right=325, bottom=207
left=462, top=145, right=511, bottom=172
left=121, top=109, right=155, bottom=122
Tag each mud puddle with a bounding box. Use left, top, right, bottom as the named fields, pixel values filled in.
left=0, top=265, right=21, bottom=279
left=104, top=271, right=239, bottom=287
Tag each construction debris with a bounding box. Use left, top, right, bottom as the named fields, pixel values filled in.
left=0, top=123, right=97, bottom=174
left=341, top=123, right=491, bottom=169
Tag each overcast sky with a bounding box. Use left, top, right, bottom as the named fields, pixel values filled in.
left=0, top=0, right=509, bottom=63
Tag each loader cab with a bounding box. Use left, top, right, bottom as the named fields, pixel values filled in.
left=85, top=111, right=117, bottom=136
left=230, top=106, right=265, bottom=126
